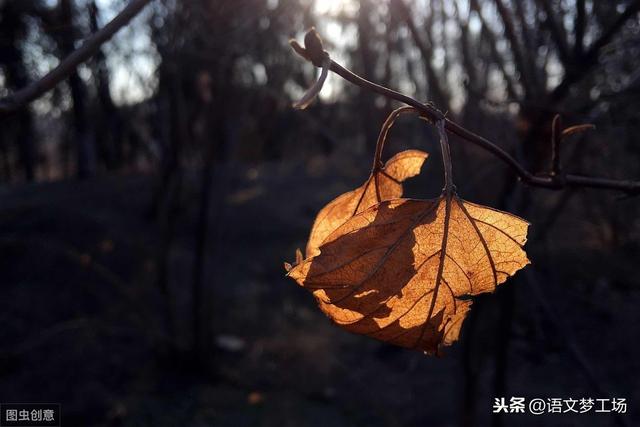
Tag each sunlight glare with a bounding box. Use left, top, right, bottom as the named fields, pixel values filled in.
left=314, top=0, right=358, bottom=16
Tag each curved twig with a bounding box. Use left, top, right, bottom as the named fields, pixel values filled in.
left=371, top=106, right=418, bottom=172
left=291, top=29, right=640, bottom=196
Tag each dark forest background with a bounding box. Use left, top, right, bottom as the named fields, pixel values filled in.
left=1, top=0, right=639, bottom=426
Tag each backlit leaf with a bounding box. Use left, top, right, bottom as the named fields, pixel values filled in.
left=289, top=193, right=529, bottom=354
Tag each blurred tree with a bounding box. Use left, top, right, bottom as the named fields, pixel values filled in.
left=51, top=0, right=96, bottom=179
left=88, top=0, right=122, bottom=171
left=148, top=0, right=309, bottom=365
left=1, top=0, right=638, bottom=389
left=0, top=0, right=39, bottom=181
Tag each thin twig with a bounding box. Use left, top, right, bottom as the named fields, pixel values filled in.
left=437, top=119, right=454, bottom=192
left=550, top=114, right=562, bottom=176
left=371, top=106, right=418, bottom=172
left=291, top=29, right=640, bottom=196
left=293, top=56, right=330, bottom=110
left=0, top=0, right=153, bottom=116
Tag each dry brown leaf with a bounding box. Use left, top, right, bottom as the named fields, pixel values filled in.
left=305, top=149, right=428, bottom=257
left=288, top=193, right=529, bottom=354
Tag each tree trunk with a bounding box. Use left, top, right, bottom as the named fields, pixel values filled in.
left=57, top=0, right=96, bottom=179
left=0, top=2, right=36, bottom=181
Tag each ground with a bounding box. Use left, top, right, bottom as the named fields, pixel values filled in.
left=0, top=158, right=638, bottom=427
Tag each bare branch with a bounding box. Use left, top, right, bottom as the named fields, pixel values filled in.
left=0, top=0, right=152, bottom=116
left=550, top=0, right=640, bottom=103
left=292, top=56, right=330, bottom=110
left=291, top=29, right=640, bottom=196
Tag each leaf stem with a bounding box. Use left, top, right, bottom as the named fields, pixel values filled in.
left=372, top=106, right=418, bottom=172
left=437, top=120, right=454, bottom=193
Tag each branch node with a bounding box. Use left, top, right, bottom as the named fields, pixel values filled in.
left=290, top=28, right=330, bottom=68
left=304, top=28, right=329, bottom=67
left=290, top=28, right=333, bottom=109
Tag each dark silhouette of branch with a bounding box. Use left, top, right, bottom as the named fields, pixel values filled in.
left=549, top=0, right=640, bottom=103
left=519, top=0, right=639, bottom=163
left=550, top=114, right=562, bottom=176
left=290, top=29, right=640, bottom=195
left=0, top=0, right=152, bottom=116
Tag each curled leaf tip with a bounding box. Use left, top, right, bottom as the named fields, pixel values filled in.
left=292, top=56, right=330, bottom=110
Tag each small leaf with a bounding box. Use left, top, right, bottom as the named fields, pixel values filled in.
left=289, top=194, right=529, bottom=354
left=305, top=149, right=428, bottom=257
